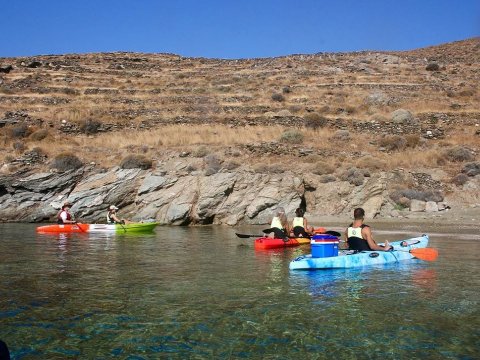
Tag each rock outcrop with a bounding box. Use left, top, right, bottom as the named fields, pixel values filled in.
left=0, top=165, right=395, bottom=224
left=0, top=163, right=478, bottom=224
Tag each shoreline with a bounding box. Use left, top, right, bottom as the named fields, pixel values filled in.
left=1, top=206, right=479, bottom=227
left=308, top=206, right=480, bottom=228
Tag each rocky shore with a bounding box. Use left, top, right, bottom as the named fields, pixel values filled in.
left=0, top=161, right=478, bottom=226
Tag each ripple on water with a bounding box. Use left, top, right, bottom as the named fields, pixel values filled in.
left=0, top=223, right=479, bottom=359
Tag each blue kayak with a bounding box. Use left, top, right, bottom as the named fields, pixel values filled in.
left=289, top=235, right=429, bottom=270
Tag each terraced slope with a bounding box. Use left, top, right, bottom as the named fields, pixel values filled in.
left=1, top=38, right=478, bottom=128
left=0, top=38, right=478, bottom=173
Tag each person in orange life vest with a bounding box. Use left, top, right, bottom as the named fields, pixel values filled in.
left=106, top=205, right=129, bottom=224
left=345, top=207, right=392, bottom=251
left=269, top=207, right=290, bottom=239
left=57, top=201, right=76, bottom=224
left=291, top=207, right=313, bottom=237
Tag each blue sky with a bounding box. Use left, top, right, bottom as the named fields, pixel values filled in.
left=1, top=0, right=478, bottom=59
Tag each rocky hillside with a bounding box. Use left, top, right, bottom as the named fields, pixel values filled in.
left=0, top=38, right=478, bottom=224
left=1, top=38, right=479, bottom=130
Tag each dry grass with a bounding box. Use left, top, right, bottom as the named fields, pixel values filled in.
left=444, top=127, right=480, bottom=147
left=75, top=124, right=288, bottom=149
left=375, top=148, right=443, bottom=170
left=0, top=118, right=475, bottom=174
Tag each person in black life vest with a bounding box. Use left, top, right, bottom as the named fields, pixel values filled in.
left=291, top=207, right=312, bottom=237
left=57, top=202, right=76, bottom=224
left=106, top=205, right=128, bottom=224
left=345, top=207, right=392, bottom=251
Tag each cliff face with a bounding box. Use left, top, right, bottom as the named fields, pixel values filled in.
left=1, top=164, right=478, bottom=225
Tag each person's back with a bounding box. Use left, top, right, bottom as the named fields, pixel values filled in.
left=345, top=208, right=391, bottom=251
left=270, top=216, right=283, bottom=230
left=270, top=207, right=289, bottom=239
left=347, top=223, right=372, bottom=250
left=291, top=208, right=310, bottom=237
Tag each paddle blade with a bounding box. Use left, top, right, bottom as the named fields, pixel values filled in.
left=410, top=248, right=438, bottom=262
left=235, top=233, right=262, bottom=239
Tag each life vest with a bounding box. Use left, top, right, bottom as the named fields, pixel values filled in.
left=270, top=216, right=284, bottom=230
left=347, top=224, right=371, bottom=251
left=106, top=211, right=115, bottom=224
left=57, top=210, right=71, bottom=224
left=292, top=217, right=304, bottom=228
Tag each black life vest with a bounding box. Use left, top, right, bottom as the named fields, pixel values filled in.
left=347, top=224, right=372, bottom=251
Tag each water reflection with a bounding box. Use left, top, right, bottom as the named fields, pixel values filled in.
left=0, top=223, right=478, bottom=359
left=410, top=268, right=438, bottom=295
left=290, top=264, right=439, bottom=309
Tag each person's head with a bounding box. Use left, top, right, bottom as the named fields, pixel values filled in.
left=295, top=208, right=305, bottom=217
left=353, top=207, right=365, bottom=220
left=62, top=201, right=73, bottom=210
left=109, top=205, right=119, bottom=212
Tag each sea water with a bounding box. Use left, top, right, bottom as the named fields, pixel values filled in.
left=0, top=223, right=478, bottom=359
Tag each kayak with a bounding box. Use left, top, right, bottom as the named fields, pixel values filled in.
left=254, top=233, right=339, bottom=250
left=36, top=222, right=158, bottom=234
left=254, top=236, right=311, bottom=250
left=289, top=235, right=429, bottom=270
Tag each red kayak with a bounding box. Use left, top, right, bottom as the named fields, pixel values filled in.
left=254, top=237, right=310, bottom=250
left=254, top=232, right=340, bottom=250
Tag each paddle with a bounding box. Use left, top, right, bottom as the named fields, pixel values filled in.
left=236, top=227, right=342, bottom=239
left=263, top=228, right=341, bottom=237
left=235, top=233, right=264, bottom=238
left=118, top=221, right=127, bottom=233
left=73, top=221, right=86, bottom=232
left=234, top=228, right=289, bottom=238
left=235, top=232, right=294, bottom=239
left=394, top=247, right=439, bottom=262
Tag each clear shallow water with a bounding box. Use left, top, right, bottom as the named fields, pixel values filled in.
left=0, top=223, right=479, bottom=359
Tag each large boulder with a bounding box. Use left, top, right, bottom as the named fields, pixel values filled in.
left=391, top=109, right=415, bottom=124
left=410, top=199, right=426, bottom=212
left=425, top=201, right=439, bottom=212
left=462, top=162, right=480, bottom=177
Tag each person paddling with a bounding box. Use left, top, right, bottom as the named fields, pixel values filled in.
left=291, top=207, right=313, bottom=237
left=106, top=205, right=129, bottom=224
left=57, top=202, right=76, bottom=224
left=345, top=208, right=391, bottom=251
